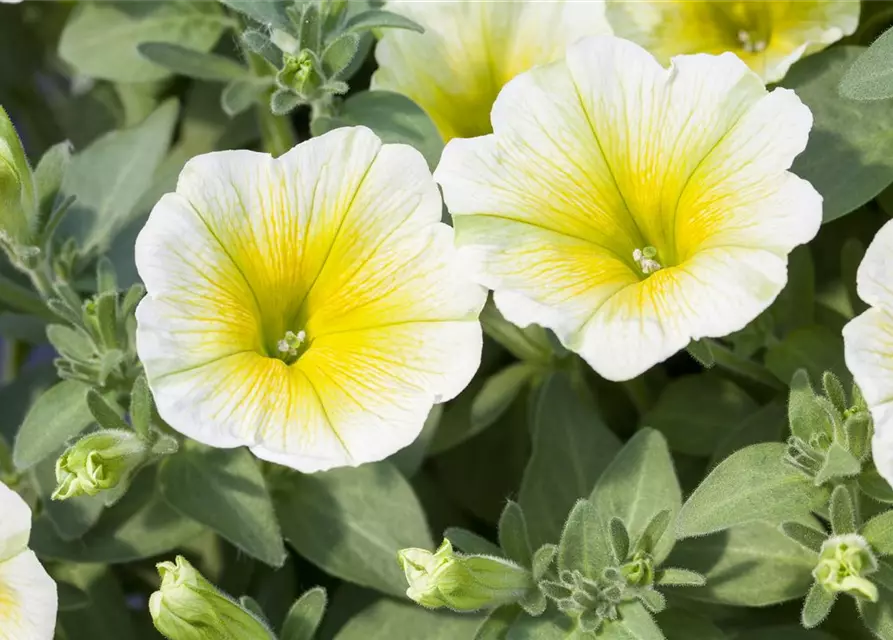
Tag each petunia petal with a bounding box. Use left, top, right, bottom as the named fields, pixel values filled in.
left=855, top=219, right=893, bottom=312
left=0, top=551, right=57, bottom=640
left=0, top=483, right=31, bottom=564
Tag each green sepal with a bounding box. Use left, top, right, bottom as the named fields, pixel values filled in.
left=780, top=521, right=826, bottom=553
left=830, top=485, right=857, bottom=535
left=802, top=581, right=836, bottom=628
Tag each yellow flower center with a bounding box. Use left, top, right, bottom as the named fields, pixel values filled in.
left=737, top=29, right=767, bottom=53
left=633, top=246, right=662, bottom=276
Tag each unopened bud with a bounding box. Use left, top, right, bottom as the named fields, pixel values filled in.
left=813, top=534, right=879, bottom=602
left=397, top=539, right=533, bottom=611
left=149, top=556, right=275, bottom=640
left=52, top=429, right=148, bottom=500
left=0, top=106, right=35, bottom=247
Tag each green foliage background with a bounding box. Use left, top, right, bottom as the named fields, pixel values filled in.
left=2, top=1, right=893, bottom=639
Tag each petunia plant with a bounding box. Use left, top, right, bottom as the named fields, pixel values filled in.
left=2, top=1, right=893, bottom=639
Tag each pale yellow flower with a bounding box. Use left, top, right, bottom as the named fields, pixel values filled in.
left=0, top=482, right=57, bottom=640
left=435, top=36, right=822, bottom=381
left=608, top=0, right=859, bottom=83
left=372, top=0, right=612, bottom=142
left=844, top=220, right=893, bottom=488
left=135, top=127, right=485, bottom=472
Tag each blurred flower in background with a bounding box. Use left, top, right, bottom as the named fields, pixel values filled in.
left=608, top=0, right=859, bottom=83
left=372, top=0, right=612, bottom=142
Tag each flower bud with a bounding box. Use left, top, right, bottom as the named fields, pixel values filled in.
left=277, top=50, right=322, bottom=97
left=397, top=539, right=533, bottom=611
left=813, top=534, right=879, bottom=602
left=149, top=556, right=275, bottom=640
left=52, top=429, right=148, bottom=500
left=0, top=106, right=35, bottom=247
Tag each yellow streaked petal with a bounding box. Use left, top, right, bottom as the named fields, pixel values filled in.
left=136, top=127, right=485, bottom=471
left=0, top=483, right=30, bottom=564
left=372, top=0, right=611, bottom=141
left=0, top=551, right=57, bottom=640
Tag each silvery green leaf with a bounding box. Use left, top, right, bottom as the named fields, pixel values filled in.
left=839, top=26, right=893, bottom=101
left=335, top=598, right=482, bottom=639
left=822, top=371, right=848, bottom=414
left=218, top=0, right=290, bottom=30
left=668, top=521, right=817, bottom=606
left=14, top=379, right=93, bottom=470
left=676, top=443, right=827, bottom=539
left=591, top=429, right=680, bottom=563
left=531, top=544, right=556, bottom=582
left=498, top=501, right=532, bottom=568
left=780, top=521, right=825, bottom=554
left=520, top=373, right=621, bottom=548
left=655, top=568, right=706, bottom=587
left=474, top=605, right=521, bottom=640
left=222, top=78, right=273, bottom=117
left=654, top=610, right=725, bottom=640
left=864, top=511, right=893, bottom=556
left=788, top=369, right=831, bottom=442
left=801, top=582, right=836, bottom=628
left=557, top=499, right=607, bottom=580
left=814, top=442, right=861, bottom=486
left=270, top=89, right=304, bottom=116
left=46, top=324, right=95, bottom=363
left=343, top=9, right=424, bottom=34
left=609, top=517, right=630, bottom=564
left=86, top=390, right=128, bottom=431
left=281, top=587, right=327, bottom=640
left=33, top=141, right=72, bottom=229
left=138, top=43, right=250, bottom=82
left=322, top=32, right=360, bottom=78
left=59, top=2, right=232, bottom=82
left=829, top=484, right=857, bottom=535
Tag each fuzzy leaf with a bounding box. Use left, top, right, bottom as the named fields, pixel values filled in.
left=138, top=43, right=250, bottom=81
left=801, top=582, right=836, bottom=628
left=159, top=443, right=286, bottom=567
left=14, top=380, right=93, bottom=470
left=474, top=606, right=522, bottom=640
left=520, top=373, right=621, bottom=547
left=815, top=443, right=861, bottom=486
left=609, top=517, right=630, bottom=564
left=591, top=428, right=681, bottom=563
left=444, top=528, right=503, bottom=557
left=281, top=587, right=327, bottom=640
left=498, top=501, right=532, bottom=568
left=789, top=369, right=831, bottom=441
left=343, top=9, right=424, bottom=34
left=322, top=32, right=360, bottom=77
left=221, top=78, right=273, bottom=117
left=557, top=499, right=607, bottom=580
left=839, top=26, right=893, bottom=100
left=677, top=443, right=827, bottom=538
left=656, top=568, right=706, bottom=587
left=336, top=599, right=482, bottom=639
left=471, top=363, right=538, bottom=433
left=829, top=484, right=857, bottom=535
left=780, top=521, right=826, bottom=553
left=863, top=511, right=893, bottom=555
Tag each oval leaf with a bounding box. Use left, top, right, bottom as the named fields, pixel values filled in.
left=13, top=379, right=93, bottom=470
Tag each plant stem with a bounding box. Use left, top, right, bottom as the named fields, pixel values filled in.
left=243, top=50, right=296, bottom=157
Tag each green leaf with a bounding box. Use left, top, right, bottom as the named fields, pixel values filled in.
left=159, top=443, right=286, bottom=567
left=506, top=609, right=582, bottom=639
left=138, top=42, right=250, bottom=81
left=531, top=544, right=557, bottom=581
left=859, top=597, right=893, bottom=640
left=863, top=511, right=893, bottom=555
left=218, top=0, right=290, bottom=29
left=475, top=605, right=522, bottom=640
left=783, top=46, right=893, bottom=223
left=656, top=567, right=706, bottom=587
left=557, top=499, right=606, bottom=579
left=668, top=521, right=818, bottom=606
left=590, top=428, right=681, bottom=563
left=609, top=517, right=630, bottom=564
left=222, top=78, right=274, bottom=117
left=519, top=373, right=621, bottom=547
left=59, top=99, right=179, bottom=254
left=274, top=461, right=433, bottom=597
left=335, top=599, right=482, bottom=640
left=471, top=363, right=538, bottom=433
left=840, top=26, right=893, bottom=100
left=860, top=462, right=893, bottom=504
left=711, top=400, right=787, bottom=465
left=654, top=610, right=725, bottom=640
left=13, top=379, right=93, bottom=470
left=33, top=141, right=72, bottom=228
left=30, top=467, right=203, bottom=563
left=829, top=485, right=857, bottom=534
left=478, top=301, right=553, bottom=363
left=311, top=90, right=443, bottom=169
left=59, top=1, right=231, bottom=82
left=86, top=389, right=128, bottom=431
left=734, top=627, right=837, bottom=640
left=765, top=326, right=846, bottom=385
left=596, top=602, right=665, bottom=640
left=789, top=369, right=831, bottom=441
left=444, top=527, right=503, bottom=557
left=498, top=501, right=532, bottom=567
left=780, top=521, right=826, bottom=553
left=802, top=582, right=836, bottom=628
left=322, top=32, right=359, bottom=78
left=271, top=90, right=304, bottom=116
left=57, top=581, right=91, bottom=611
left=56, top=565, right=135, bottom=640
left=642, top=373, right=756, bottom=456
left=815, top=443, right=861, bottom=486
left=281, top=587, right=327, bottom=640
left=676, top=443, right=827, bottom=538
left=685, top=339, right=715, bottom=368
left=343, top=10, right=424, bottom=34
left=129, top=374, right=151, bottom=441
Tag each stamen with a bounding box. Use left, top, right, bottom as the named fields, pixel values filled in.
left=633, top=247, right=662, bottom=275
left=276, top=330, right=306, bottom=363
left=737, top=30, right=767, bottom=53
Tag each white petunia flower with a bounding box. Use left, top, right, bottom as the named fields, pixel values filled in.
left=372, top=0, right=612, bottom=142
left=135, top=126, right=485, bottom=473
left=844, top=220, right=893, bottom=487
left=435, top=36, right=822, bottom=381
left=0, top=482, right=57, bottom=640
